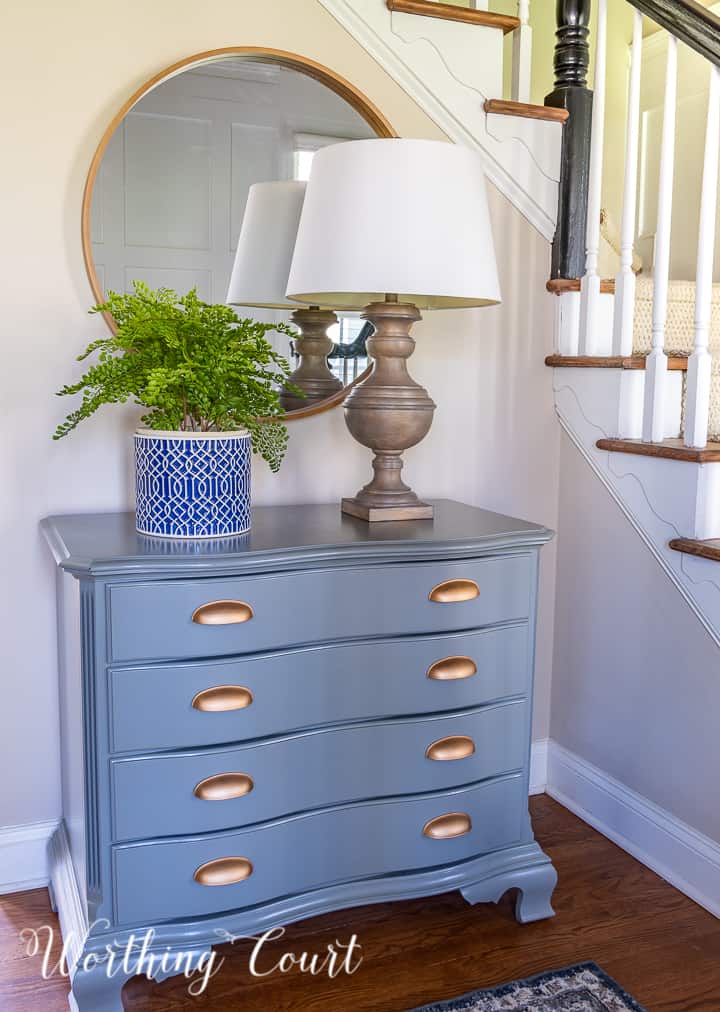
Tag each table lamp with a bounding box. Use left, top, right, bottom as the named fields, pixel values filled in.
left=227, top=180, right=345, bottom=411
left=286, top=138, right=501, bottom=521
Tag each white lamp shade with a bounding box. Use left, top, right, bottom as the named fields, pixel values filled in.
left=286, top=138, right=501, bottom=310
left=227, top=181, right=307, bottom=310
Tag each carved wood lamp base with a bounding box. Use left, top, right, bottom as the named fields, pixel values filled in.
left=342, top=299, right=436, bottom=523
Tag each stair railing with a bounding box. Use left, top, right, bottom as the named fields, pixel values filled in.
left=552, top=0, right=720, bottom=449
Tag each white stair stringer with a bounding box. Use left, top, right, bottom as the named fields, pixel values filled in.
left=552, top=366, right=720, bottom=647
left=317, top=0, right=562, bottom=241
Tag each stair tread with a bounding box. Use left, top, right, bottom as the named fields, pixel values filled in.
left=669, top=537, right=720, bottom=562
left=546, top=354, right=689, bottom=371
left=485, top=100, right=569, bottom=123
left=386, top=0, right=520, bottom=33
left=547, top=278, right=616, bottom=295
left=596, top=438, right=720, bottom=463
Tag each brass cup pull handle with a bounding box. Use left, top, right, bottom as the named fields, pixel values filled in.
left=191, top=685, right=253, bottom=712
left=427, top=656, right=477, bottom=681
left=428, top=579, right=480, bottom=603
left=422, top=813, right=472, bottom=840
left=194, top=773, right=254, bottom=801
left=192, top=600, right=254, bottom=625
left=425, top=735, right=476, bottom=762
left=193, top=857, right=253, bottom=887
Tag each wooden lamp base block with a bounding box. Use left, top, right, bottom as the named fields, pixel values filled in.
left=341, top=498, right=434, bottom=522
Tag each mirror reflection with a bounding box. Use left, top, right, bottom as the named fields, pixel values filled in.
left=87, top=56, right=384, bottom=416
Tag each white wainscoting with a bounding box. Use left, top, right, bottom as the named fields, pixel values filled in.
left=4, top=741, right=718, bottom=920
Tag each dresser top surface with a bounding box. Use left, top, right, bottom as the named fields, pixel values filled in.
left=42, top=500, right=552, bottom=578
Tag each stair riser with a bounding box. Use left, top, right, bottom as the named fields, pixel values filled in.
left=556, top=291, right=615, bottom=356
left=554, top=369, right=720, bottom=541
left=551, top=366, right=682, bottom=441
left=390, top=9, right=503, bottom=114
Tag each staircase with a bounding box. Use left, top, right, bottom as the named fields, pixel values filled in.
left=318, top=0, right=720, bottom=645
left=546, top=0, right=720, bottom=645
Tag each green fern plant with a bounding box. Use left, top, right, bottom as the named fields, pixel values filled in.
left=53, top=283, right=301, bottom=472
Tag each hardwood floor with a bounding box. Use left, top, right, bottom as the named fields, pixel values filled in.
left=2, top=796, right=719, bottom=1011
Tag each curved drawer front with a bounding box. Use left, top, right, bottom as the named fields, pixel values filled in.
left=112, top=775, right=527, bottom=925
left=109, top=625, right=529, bottom=753
left=110, top=701, right=527, bottom=841
left=107, top=555, right=532, bottom=662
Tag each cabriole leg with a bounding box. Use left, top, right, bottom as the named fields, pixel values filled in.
left=69, top=961, right=133, bottom=1012
left=513, top=863, right=558, bottom=923
left=460, top=859, right=558, bottom=924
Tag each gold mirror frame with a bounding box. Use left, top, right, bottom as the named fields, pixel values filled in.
left=81, top=47, right=397, bottom=422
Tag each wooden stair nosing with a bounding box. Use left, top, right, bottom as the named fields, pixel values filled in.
left=484, top=100, right=569, bottom=124
left=596, top=437, right=720, bottom=463
left=669, top=537, right=720, bottom=562
left=546, top=354, right=689, bottom=372
left=547, top=278, right=616, bottom=295
left=386, top=0, right=520, bottom=34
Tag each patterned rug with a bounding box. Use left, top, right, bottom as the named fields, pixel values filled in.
left=408, top=962, right=647, bottom=1012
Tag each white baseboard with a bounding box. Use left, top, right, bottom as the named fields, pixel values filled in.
left=0, top=819, right=58, bottom=894
left=546, top=740, right=720, bottom=919
left=530, top=737, right=549, bottom=795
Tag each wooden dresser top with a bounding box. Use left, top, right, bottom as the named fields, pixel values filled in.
left=42, top=500, right=553, bottom=579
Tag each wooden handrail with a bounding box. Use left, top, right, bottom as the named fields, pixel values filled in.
left=628, top=0, right=720, bottom=68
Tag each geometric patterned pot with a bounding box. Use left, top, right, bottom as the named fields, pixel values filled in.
left=134, top=429, right=252, bottom=538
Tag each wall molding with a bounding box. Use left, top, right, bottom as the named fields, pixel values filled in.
left=0, top=819, right=58, bottom=895
left=546, top=740, right=720, bottom=919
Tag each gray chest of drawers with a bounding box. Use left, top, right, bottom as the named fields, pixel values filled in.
left=42, top=500, right=557, bottom=1011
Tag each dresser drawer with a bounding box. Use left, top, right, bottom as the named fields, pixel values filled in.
left=110, top=700, right=527, bottom=841
left=112, top=774, right=527, bottom=924
left=107, top=556, right=532, bottom=663
left=109, top=624, right=529, bottom=753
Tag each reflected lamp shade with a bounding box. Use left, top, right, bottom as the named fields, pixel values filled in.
left=227, top=181, right=306, bottom=310
left=286, top=138, right=501, bottom=309
left=226, top=179, right=347, bottom=412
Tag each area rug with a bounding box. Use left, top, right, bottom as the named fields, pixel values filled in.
left=408, top=962, right=647, bottom=1011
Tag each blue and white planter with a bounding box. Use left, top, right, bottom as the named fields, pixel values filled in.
left=134, top=429, right=252, bottom=539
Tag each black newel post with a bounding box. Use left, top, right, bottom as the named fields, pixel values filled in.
left=545, top=0, right=593, bottom=280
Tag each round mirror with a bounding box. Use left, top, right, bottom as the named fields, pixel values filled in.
left=82, top=48, right=395, bottom=420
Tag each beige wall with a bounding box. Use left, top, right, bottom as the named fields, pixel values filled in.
left=1, top=0, right=560, bottom=829
left=551, top=432, right=720, bottom=841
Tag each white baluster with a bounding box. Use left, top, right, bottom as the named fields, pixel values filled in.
left=612, top=9, right=643, bottom=357
left=643, top=34, right=677, bottom=443
left=512, top=1, right=532, bottom=105
left=579, top=0, right=607, bottom=355
left=685, top=63, right=720, bottom=448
